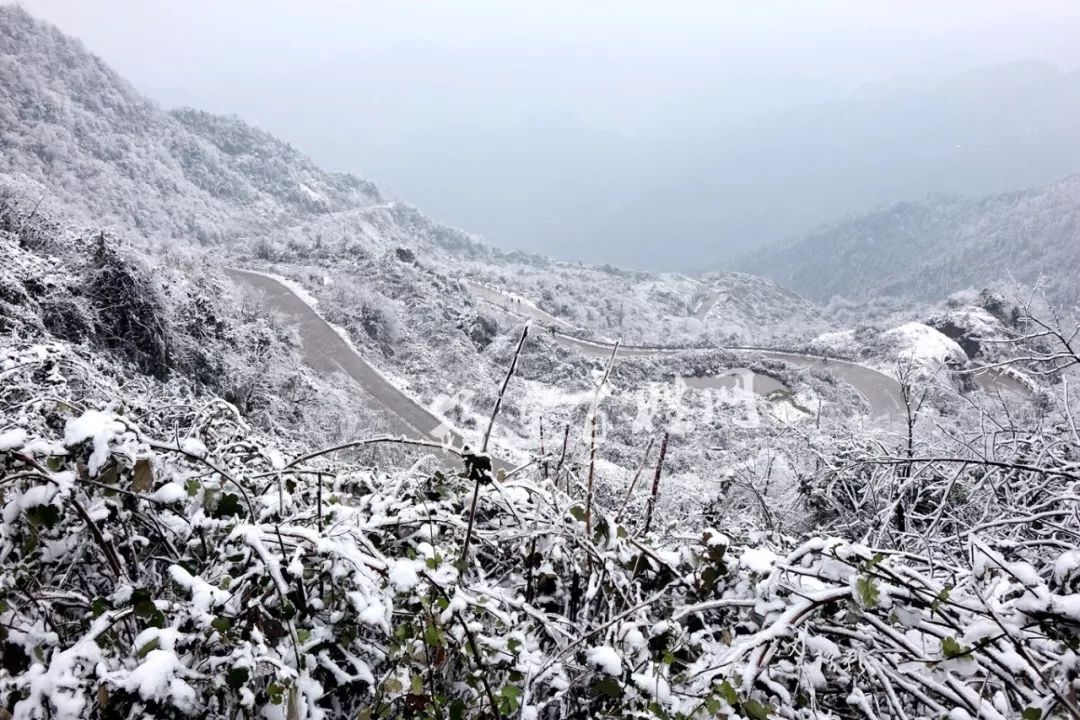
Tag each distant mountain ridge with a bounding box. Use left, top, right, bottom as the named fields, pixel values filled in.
left=352, top=57, right=1080, bottom=271
left=739, top=173, right=1080, bottom=307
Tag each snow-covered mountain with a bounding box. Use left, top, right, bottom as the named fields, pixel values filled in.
left=0, top=4, right=822, bottom=346
left=2, top=8, right=1079, bottom=720
left=0, top=4, right=850, bottom=489
left=740, top=173, right=1080, bottom=306
left=0, top=5, right=379, bottom=243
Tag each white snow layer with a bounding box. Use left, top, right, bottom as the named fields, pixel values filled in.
left=0, top=427, right=27, bottom=451
left=63, top=409, right=126, bottom=474
left=740, top=547, right=778, bottom=574
left=388, top=559, right=420, bottom=592
left=181, top=437, right=208, bottom=458
left=885, top=322, right=967, bottom=365
left=586, top=646, right=623, bottom=675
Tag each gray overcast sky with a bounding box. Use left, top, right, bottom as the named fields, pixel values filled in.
left=18, top=1, right=1080, bottom=145
left=12, top=0, right=1080, bottom=265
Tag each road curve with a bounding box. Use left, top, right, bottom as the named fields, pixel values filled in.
left=550, top=333, right=902, bottom=419
left=756, top=351, right=904, bottom=419
left=466, top=280, right=905, bottom=419
left=466, top=280, right=789, bottom=399
left=226, top=269, right=474, bottom=456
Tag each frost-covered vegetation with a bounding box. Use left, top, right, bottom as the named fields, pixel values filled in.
left=3, top=302, right=1080, bottom=719
left=3, top=6, right=1080, bottom=718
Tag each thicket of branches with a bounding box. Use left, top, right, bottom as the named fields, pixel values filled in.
left=2, top=300, right=1079, bottom=719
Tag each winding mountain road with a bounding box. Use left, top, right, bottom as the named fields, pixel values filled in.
left=468, top=282, right=1034, bottom=417
left=465, top=281, right=793, bottom=401
left=467, top=279, right=905, bottom=419
left=230, top=269, right=1017, bottom=445
left=549, top=333, right=903, bottom=419
left=226, top=269, right=471, bottom=454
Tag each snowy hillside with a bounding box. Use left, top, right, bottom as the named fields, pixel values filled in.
left=0, top=3, right=824, bottom=348
left=1, top=7, right=1079, bottom=720
left=0, top=174, right=384, bottom=444
left=456, top=262, right=830, bottom=346
left=0, top=6, right=379, bottom=243
left=741, top=173, right=1080, bottom=306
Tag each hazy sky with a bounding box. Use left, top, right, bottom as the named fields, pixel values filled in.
left=13, top=0, right=1080, bottom=265
left=19, top=2, right=1080, bottom=127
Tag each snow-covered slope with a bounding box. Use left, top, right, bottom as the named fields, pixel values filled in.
left=452, top=261, right=830, bottom=346
left=0, top=5, right=379, bottom=243
left=0, top=174, right=383, bottom=443
left=0, top=3, right=825, bottom=349
left=741, top=174, right=1080, bottom=306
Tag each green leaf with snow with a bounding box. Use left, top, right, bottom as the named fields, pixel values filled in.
left=26, top=504, right=60, bottom=529
left=717, top=680, right=739, bottom=707
left=856, top=576, right=880, bottom=608
left=267, top=682, right=285, bottom=705
left=213, top=492, right=245, bottom=518
left=942, top=636, right=969, bottom=659
left=742, top=698, right=775, bottom=720
left=499, top=685, right=520, bottom=713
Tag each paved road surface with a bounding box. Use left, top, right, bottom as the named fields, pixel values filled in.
left=231, top=269, right=1019, bottom=457
left=970, top=369, right=1030, bottom=397
left=467, top=283, right=904, bottom=419
left=546, top=333, right=901, bottom=419
left=540, top=331, right=789, bottom=397
left=227, top=269, right=479, bottom=463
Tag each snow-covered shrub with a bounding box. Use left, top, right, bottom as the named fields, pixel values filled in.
left=3, top=339, right=1080, bottom=719
left=83, top=233, right=172, bottom=378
